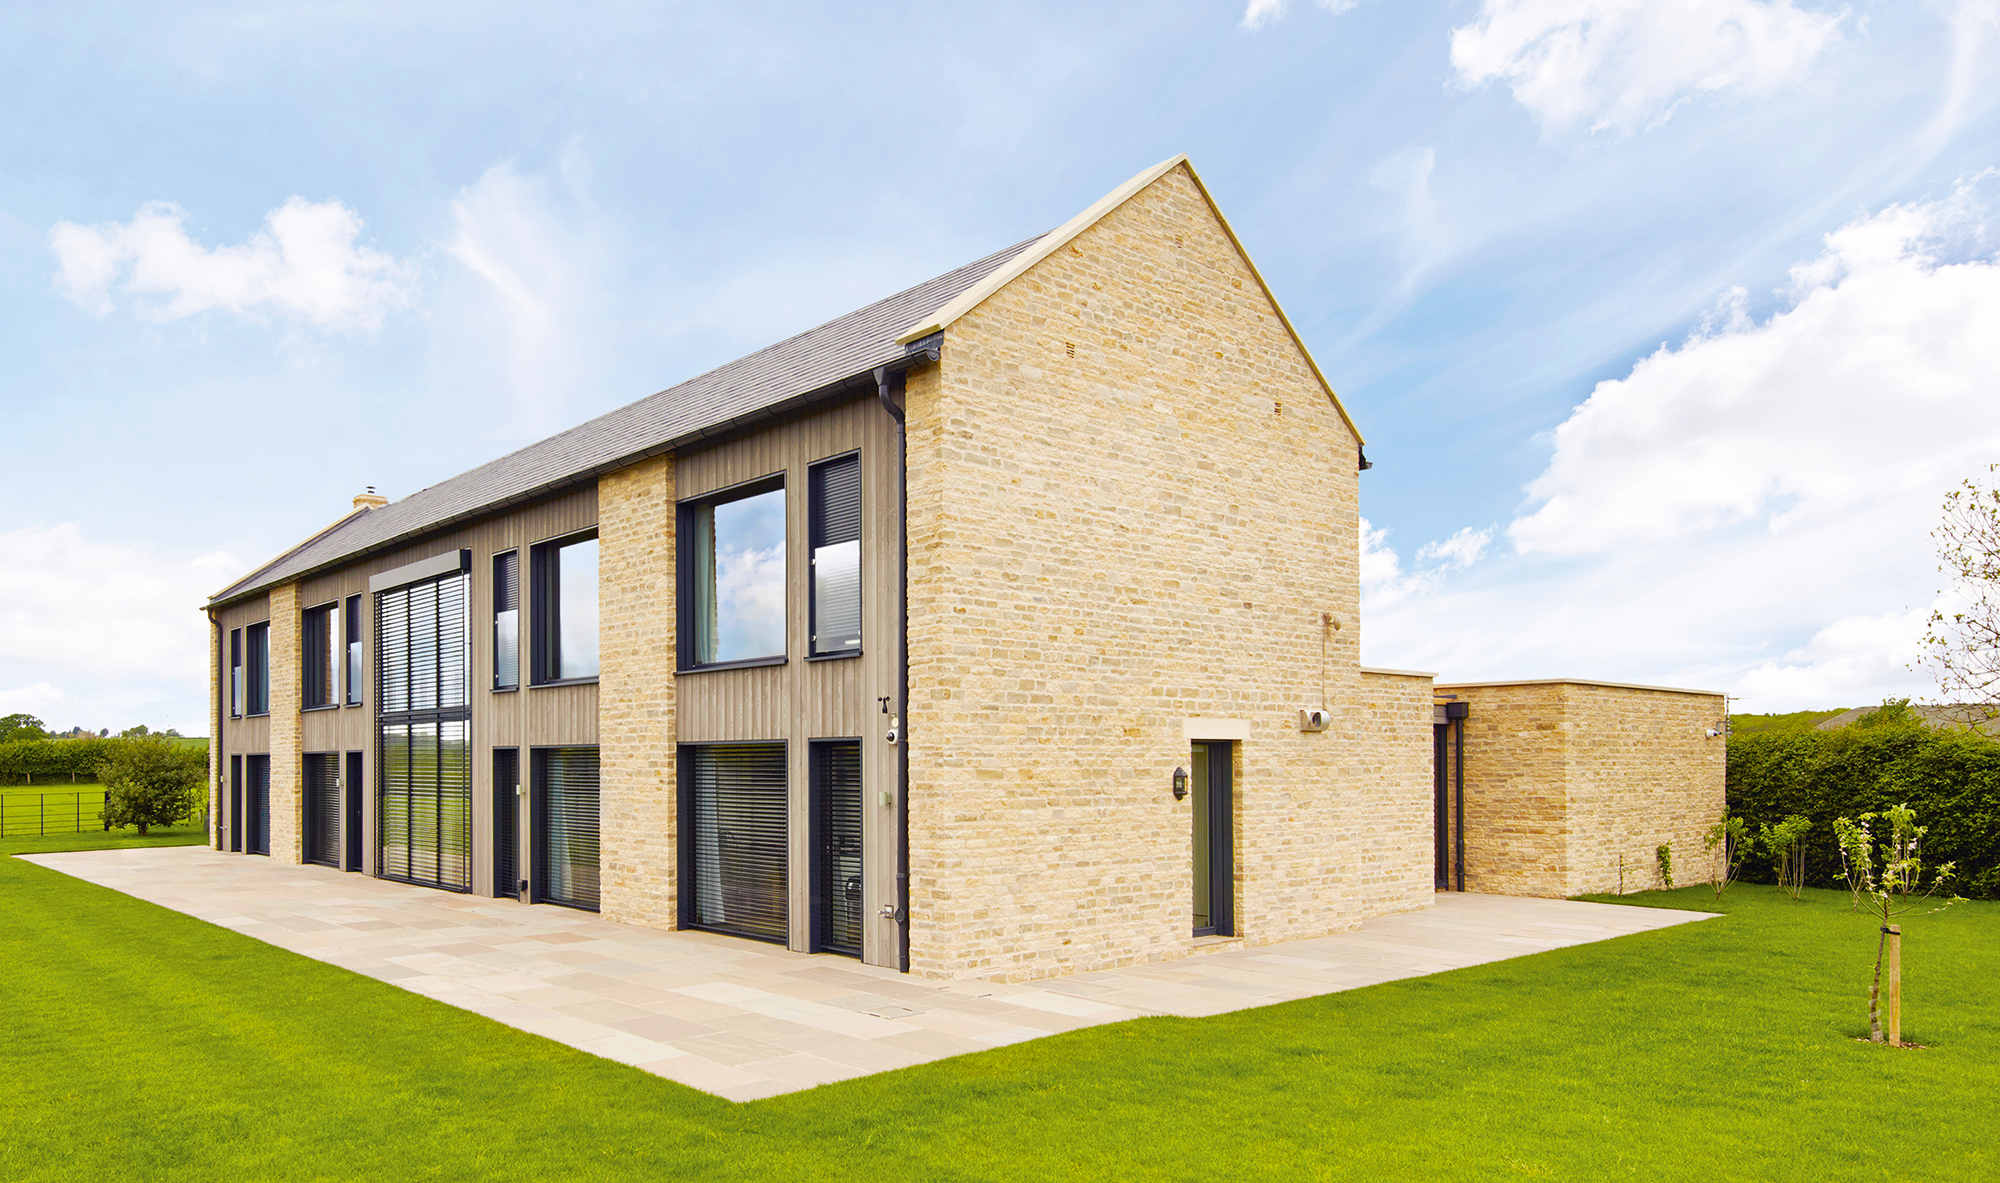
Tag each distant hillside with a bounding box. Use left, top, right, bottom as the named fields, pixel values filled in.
left=1728, top=709, right=1848, bottom=735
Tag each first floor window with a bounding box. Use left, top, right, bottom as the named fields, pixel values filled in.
left=229, top=628, right=243, bottom=718
left=344, top=595, right=363, bottom=705
left=531, top=534, right=599, bottom=683
left=493, top=550, right=520, bottom=690
left=302, top=603, right=337, bottom=708
left=809, top=454, right=862, bottom=656
left=245, top=622, right=270, bottom=716
left=681, top=480, right=787, bottom=667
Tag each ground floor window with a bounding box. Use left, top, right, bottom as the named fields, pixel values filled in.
left=682, top=743, right=788, bottom=943
left=533, top=746, right=599, bottom=911
left=379, top=720, right=471, bottom=891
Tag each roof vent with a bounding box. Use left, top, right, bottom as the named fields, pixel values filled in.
left=353, top=486, right=388, bottom=512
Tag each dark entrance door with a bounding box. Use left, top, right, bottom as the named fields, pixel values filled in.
left=303, top=753, right=340, bottom=868
left=229, top=754, right=243, bottom=853
left=245, top=755, right=270, bottom=856
left=811, top=740, right=863, bottom=957
left=344, top=751, right=364, bottom=871
left=494, top=748, right=521, bottom=900
left=1191, top=741, right=1234, bottom=937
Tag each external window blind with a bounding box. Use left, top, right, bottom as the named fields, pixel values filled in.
left=303, top=605, right=336, bottom=709
left=246, top=754, right=270, bottom=856
left=303, top=752, right=341, bottom=868
left=687, top=743, right=788, bottom=943
left=378, top=720, right=471, bottom=889
left=375, top=568, right=472, bottom=893
left=810, top=456, right=862, bottom=655
left=246, top=623, right=270, bottom=715
left=345, top=596, right=363, bottom=705
left=493, top=551, right=520, bottom=690
left=230, top=628, right=243, bottom=717
left=494, top=748, right=520, bottom=898
left=813, top=741, right=863, bottom=957
left=535, top=747, right=599, bottom=911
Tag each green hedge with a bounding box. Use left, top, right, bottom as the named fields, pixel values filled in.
left=0, top=738, right=209, bottom=786
left=1727, top=721, right=2000, bottom=899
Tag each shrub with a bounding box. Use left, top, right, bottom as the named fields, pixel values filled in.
left=1727, top=717, right=2000, bottom=899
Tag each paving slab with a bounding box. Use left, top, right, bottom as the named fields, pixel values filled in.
left=19, top=846, right=1715, bottom=1101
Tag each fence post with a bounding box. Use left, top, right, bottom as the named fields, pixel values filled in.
left=41, top=793, right=47, bottom=836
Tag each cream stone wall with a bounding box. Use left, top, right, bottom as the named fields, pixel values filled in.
left=597, top=460, right=680, bottom=929
left=1440, top=681, right=1725, bottom=898
left=267, top=580, right=303, bottom=865
left=903, top=162, right=1430, bottom=982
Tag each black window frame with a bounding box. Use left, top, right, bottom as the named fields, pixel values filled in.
left=807, top=451, right=863, bottom=660
left=229, top=627, right=243, bottom=719
left=245, top=621, right=270, bottom=717
left=344, top=595, right=364, bottom=707
left=530, top=530, right=600, bottom=687
left=677, top=474, right=789, bottom=673
left=302, top=602, right=339, bottom=711
left=493, top=549, right=521, bottom=692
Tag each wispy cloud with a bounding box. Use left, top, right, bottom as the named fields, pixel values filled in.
left=1449, top=0, right=1844, bottom=134
left=1241, top=0, right=1361, bottom=33
left=49, top=197, right=413, bottom=330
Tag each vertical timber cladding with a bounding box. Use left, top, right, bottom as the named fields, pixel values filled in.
left=214, top=592, right=270, bottom=858
left=673, top=395, right=902, bottom=965
left=374, top=553, right=474, bottom=891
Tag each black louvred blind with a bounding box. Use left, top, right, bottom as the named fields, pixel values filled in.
left=536, top=747, right=599, bottom=910
left=246, top=754, right=270, bottom=855
left=688, top=744, right=788, bottom=943
left=494, top=748, right=519, bottom=897
left=303, top=753, right=341, bottom=868
left=302, top=607, right=332, bottom=708
left=814, top=741, right=862, bottom=957
left=810, top=455, right=862, bottom=655
left=378, top=720, right=471, bottom=889
left=493, top=551, right=520, bottom=690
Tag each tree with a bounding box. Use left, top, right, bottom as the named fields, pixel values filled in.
left=118, top=724, right=151, bottom=738
left=98, top=736, right=205, bottom=836
left=1836, top=803, right=1962, bottom=1045
left=1920, top=463, right=2000, bottom=716
left=0, top=713, right=47, bottom=743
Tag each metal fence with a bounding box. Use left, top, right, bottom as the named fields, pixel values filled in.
left=0, top=791, right=108, bottom=837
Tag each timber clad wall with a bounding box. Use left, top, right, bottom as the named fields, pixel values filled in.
left=903, top=162, right=1425, bottom=982
left=214, top=593, right=270, bottom=854
left=598, top=457, right=679, bottom=929
left=1441, top=681, right=1725, bottom=898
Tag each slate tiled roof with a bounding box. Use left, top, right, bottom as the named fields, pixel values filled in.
left=209, top=234, right=1046, bottom=607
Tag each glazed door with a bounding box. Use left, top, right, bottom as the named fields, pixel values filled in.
left=1191, top=741, right=1234, bottom=937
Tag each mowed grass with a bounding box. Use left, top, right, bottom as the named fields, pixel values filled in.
left=0, top=784, right=209, bottom=847
left=0, top=825, right=208, bottom=857
left=1, top=868, right=1993, bottom=1183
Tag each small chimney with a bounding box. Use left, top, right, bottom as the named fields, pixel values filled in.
left=353, top=486, right=388, bottom=512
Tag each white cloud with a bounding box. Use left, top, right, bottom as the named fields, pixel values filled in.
left=1361, top=519, right=1491, bottom=612
left=49, top=197, right=413, bottom=330
left=1417, top=526, right=1493, bottom=570
left=1449, top=0, right=1844, bottom=134
left=0, top=524, right=240, bottom=733
left=1362, top=174, right=2000, bottom=710
left=1241, top=0, right=1360, bottom=32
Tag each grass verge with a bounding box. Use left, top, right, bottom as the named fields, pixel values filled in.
left=1, top=872, right=1992, bottom=1182
left=0, top=825, right=209, bottom=857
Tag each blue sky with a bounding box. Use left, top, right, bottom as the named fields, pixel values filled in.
left=4, top=0, right=1998, bottom=733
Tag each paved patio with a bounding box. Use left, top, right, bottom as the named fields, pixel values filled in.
left=23, top=847, right=1715, bottom=1102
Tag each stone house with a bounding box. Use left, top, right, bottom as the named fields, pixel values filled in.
left=204, top=156, right=1721, bottom=982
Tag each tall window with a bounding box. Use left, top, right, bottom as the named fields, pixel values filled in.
left=531, top=534, right=599, bottom=683
left=229, top=628, right=243, bottom=718
left=682, top=743, right=788, bottom=942
left=344, top=595, right=363, bottom=705
left=302, top=603, right=337, bottom=709
left=534, top=746, right=600, bottom=911
left=493, top=550, right=520, bottom=690
left=245, top=622, right=270, bottom=716
left=680, top=479, right=787, bottom=668
left=809, top=455, right=861, bottom=656
left=376, top=568, right=472, bottom=892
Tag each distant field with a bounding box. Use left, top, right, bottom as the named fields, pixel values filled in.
left=0, top=782, right=105, bottom=795
left=1729, top=709, right=1848, bottom=735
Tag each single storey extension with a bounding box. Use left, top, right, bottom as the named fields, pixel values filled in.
left=204, top=155, right=1724, bottom=983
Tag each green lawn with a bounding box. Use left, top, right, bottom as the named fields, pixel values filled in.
left=0, top=784, right=210, bottom=844
left=0, top=825, right=208, bottom=857
left=1, top=871, right=1991, bottom=1182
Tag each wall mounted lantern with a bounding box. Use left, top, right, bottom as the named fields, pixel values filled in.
left=1172, top=767, right=1188, bottom=801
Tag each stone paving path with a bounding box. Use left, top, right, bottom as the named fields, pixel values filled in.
left=22, top=847, right=1715, bottom=1102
